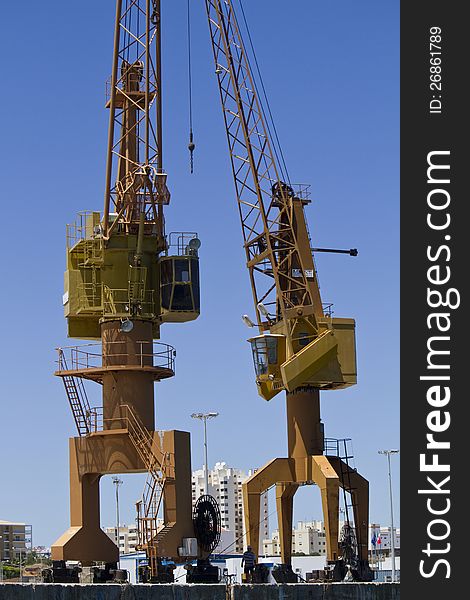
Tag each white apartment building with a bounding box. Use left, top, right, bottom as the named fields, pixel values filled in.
left=192, top=462, right=269, bottom=554
left=104, top=524, right=139, bottom=554
left=0, top=521, right=32, bottom=561
left=263, top=521, right=328, bottom=557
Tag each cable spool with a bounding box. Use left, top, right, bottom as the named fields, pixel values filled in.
left=192, top=495, right=221, bottom=555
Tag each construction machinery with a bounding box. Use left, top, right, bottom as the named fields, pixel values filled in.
left=204, top=0, right=372, bottom=581
left=51, top=0, right=202, bottom=580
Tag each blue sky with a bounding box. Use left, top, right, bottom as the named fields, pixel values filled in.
left=0, top=0, right=399, bottom=547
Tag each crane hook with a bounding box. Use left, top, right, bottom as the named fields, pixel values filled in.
left=188, top=130, right=195, bottom=174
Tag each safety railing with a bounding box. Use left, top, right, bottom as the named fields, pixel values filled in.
left=56, top=341, right=176, bottom=373
left=82, top=404, right=174, bottom=471
left=76, top=283, right=104, bottom=312
left=66, top=211, right=98, bottom=248
left=102, top=286, right=155, bottom=317
left=76, top=284, right=156, bottom=318
left=86, top=406, right=103, bottom=432
left=324, top=438, right=354, bottom=461
left=79, top=238, right=104, bottom=265
left=167, top=232, right=200, bottom=256
left=292, top=183, right=312, bottom=201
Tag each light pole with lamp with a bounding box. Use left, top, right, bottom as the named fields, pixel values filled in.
left=378, top=449, right=399, bottom=582
left=112, top=477, right=123, bottom=567
left=191, top=412, right=219, bottom=495
left=0, top=535, right=3, bottom=582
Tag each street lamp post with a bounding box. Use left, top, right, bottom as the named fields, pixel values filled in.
left=112, top=476, right=123, bottom=567
left=378, top=449, right=399, bottom=582
left=191, top=412, right=219, bottom=495
left=0, top=535, right=3, bottom=582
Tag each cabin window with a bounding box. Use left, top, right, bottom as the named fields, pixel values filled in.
left=175, top=259, right=190, bottom=282
left=251, top=336, right=278, bottom=376
left=160, top=256, right=200, bottom=313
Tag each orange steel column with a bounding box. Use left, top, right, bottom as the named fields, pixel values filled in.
left=52, top=320, right=188, bottom=564
left=156, top=430, right=194, bottom=558
left=101, top=320, right=155, bottom=430
left=276, top=483, right=299, bottom=565
left=286, top=387, right=324, bottom=458
left=312, top=455, right=340, bottom=562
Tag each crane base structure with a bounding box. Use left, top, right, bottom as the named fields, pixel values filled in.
left=51, top=321, right=196, bottom=566
left=51, top=430, right=193, bottom=566
left=242, top=388, right=373, bottom=582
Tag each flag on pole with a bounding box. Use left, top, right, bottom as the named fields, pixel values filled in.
left=377, top=535, right=382, bottom=545
left=371, top=533, right=377, bottom=547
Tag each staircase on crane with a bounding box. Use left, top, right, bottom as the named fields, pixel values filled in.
left=324, top=438, right=360, bottom=552
left=57, top=353, right=171, bottom=566
left=58, top=350, right=92, bottom=436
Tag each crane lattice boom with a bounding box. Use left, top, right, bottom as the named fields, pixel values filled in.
left=103, top=0, right=168, bottom=241
left=205, top=0, right=356, bottom=400
left=205, top=0, right=323, bottom=342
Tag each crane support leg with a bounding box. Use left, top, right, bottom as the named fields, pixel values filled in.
left=51, top=430, right=193, bottom=565
left=243, top=453, right=370, bottom=567
left=242, top=458, right=294, bottom=554
left=328, top=456, right=369, bottom=562
left=51, top=438, right=120, bottom=565
left=311, top=455, right=340, bottom=562
left=241, top=397, right=368, bottom=570
left=276, top=483, right=299, bottom=565
left=156, top=430, right=194, bottom=558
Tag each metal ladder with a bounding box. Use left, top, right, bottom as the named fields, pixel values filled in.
left=123, top=406, right=171, bottom=481
left=123, top=405, right=173, bottom=566
left=325, top=438, right=359, bottom=553
left=59, top=350, right=92, bottom=436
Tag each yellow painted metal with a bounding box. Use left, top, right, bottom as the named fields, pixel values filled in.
left=64, top=213, right=200, bottom=339
left=275, top=484, right=298, bottom=566
left=242, top=455, right=342, bottom=563
left=205, top=0, right=369, bottom=570
left=281, top=318, right=357, bottom=392
left=250, top=318, right=357, bottom=401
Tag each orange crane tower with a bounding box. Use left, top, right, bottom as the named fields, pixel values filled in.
left=51, top=0, right=201, bottom=576
left=204, top=0, right=372, bottom=581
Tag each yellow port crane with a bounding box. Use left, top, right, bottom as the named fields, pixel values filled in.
left=52, top=0, right=202, bottom=580
left=204, top=0, right=372, bottom=581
